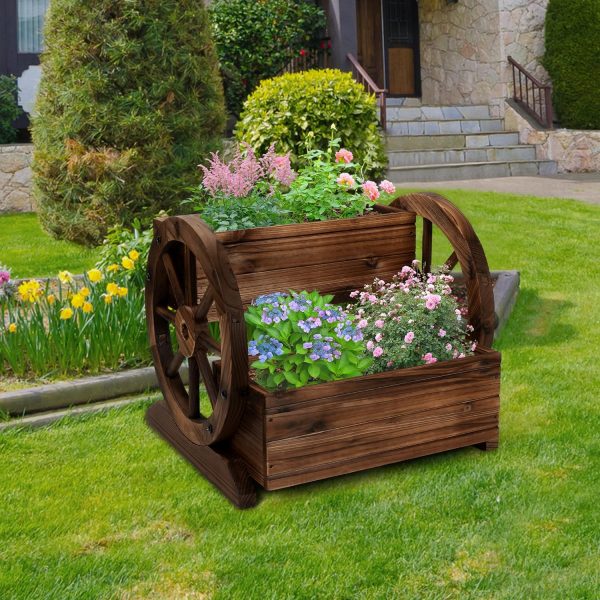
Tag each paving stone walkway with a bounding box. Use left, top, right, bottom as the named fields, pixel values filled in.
left=395, top=173, right=600, bottom=206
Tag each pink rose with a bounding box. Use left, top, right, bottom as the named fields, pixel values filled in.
left=422, top=353, right=438, bottom=365
left=438, top=329, right=446, bottom=337
left=358, top=319, right=368, bottom=329
left=404, top=331, right=414, bottom=343
left=445, top=343, right=452, bottom=351
left=379, top=180, right=396, bottom=194
left=375, top=333, right=383, bottom=342
left=336, top=172, right=355, bottom=187
left=373, top=347, right=384, bottom=358
left=335, top=148, right=353, bottom=164
left=362, top=180, right=380, bottom=202
left=425, top=294, right=442, bottom=310
left=366, top=340, right=374, bottom=351
left=375, top=319, right=384, bottom=328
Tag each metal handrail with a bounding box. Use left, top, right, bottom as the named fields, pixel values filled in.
left=347, top=53, right=388, bottom=131
left=508, top=56, right=553, bottom=129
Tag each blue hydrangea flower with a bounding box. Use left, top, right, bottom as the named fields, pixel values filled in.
left=253, top=292, right=286, bottom=307
left=261, top=304, right=288, bottom=324
left=248, top=335, right=284, bottom=362
left=306, top=334, right=342, bottom=362
left=335, top=320, right=363, bottom=342
left=318, top=306, right=346, bottom=323
left=298, top=316, right=322, bottom=333
left=288, top=293, right=313, bottom=313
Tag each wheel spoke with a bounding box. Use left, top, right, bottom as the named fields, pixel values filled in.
left=184, top=247, right=197, bottom=306
left=194, top=288, right=215, bottom=320
left=162, top=253, right=185, bottom=307
left=444, top=251, right=458, bottom=271
left=156, top=305, right=176, bottom=322
left=187, top=356, right=200, bottom=418
left=195, top=350, right=218, bottom=407
left=198, top=330, right=221, bottom=355
left=166, top=351, right=185, bottom=378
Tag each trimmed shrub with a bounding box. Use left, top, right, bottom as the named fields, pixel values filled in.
left=32, top=0, right=226, bottom=246
left=209, top=0, right=326, bottom=117
left=544, top=0, right=600, bottom=129
left=235, top=70, right=387, bottom=178
left=0, top=76, right=21, bottom=144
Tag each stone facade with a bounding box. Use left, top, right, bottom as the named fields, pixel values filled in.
left=0, top=144, right=34, bottom=213
left=505, top=103, right=600, bottom=173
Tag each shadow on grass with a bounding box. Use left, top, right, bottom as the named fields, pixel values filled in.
left=499, top=288, right=576, bottom=350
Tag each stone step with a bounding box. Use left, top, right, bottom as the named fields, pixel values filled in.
left=385, top=104, right=492, bottom=121
left=385, top=132, right=521, bottom=151
left=387, top=118, right=505, bottom=136
left=387, top=145, right=537, bottom=167
left=386, top=160, right=558, bottom=182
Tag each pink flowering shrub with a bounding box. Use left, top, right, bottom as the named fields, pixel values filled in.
left=348, top=263, right=476, bottom=374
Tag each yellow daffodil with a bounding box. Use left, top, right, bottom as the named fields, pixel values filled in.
left=104, top=294, right=113, bottom=305
left=71, top=294, right=84, bottom=308
left=60, top=307, right=74, bottom=320
left=82, top=301, right=93, bottom=314
left=79, top=287, right=90, bottom=298
left=58, top=270, right=74, bottom=284
left=106, top=282, right=119, bottom=296
left=121, top=256, right=135, bottom=270
left=18, top=279, right=42, bottom=303
left=8, top=323, right=17, bottom=333
left=87, top=268, right=103, bottom=283
left=47, top=294, right=56, bottom=305
left=107, top=263, right=120, bottom=273
left=128, top=249, right=140, bottom=261
left=117, top=286, right=128, bottom=298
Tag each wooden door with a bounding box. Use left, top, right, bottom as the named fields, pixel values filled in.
left=356, top=0, right=384, bottom=89
left=383, top=0, right=420, bottom=96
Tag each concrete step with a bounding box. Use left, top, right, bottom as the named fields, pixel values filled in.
left=385, top=132, right=521, bottom=151
left=386, top=160, right=558, bottom=182
left=386, top=104, right=492, bottom=121
left=388, top=145, right=537, bottom=168
left=387, top=118, right=505, bottom=136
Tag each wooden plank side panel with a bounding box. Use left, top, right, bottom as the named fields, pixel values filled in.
left=266, top=369, right=500, bottom=440
left=266, top=398, right=499, bottom=476
left=265, top=428, right=499, bottom=491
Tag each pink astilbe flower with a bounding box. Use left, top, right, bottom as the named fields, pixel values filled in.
left=379, top=180, right=396, bottom=194
left=336, top=172, right=355, bottom=187
left=362, top=180, right=380, bottom=202
left=335, top=148, right=353, bottom=163
left=260, top=144, right=297, bottom=187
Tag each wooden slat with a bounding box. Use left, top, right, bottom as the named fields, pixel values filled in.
left=265, top=428, right=499, bottom=491
left=266, top=399, right=499, bottom=476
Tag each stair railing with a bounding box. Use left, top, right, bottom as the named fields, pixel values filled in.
left=508, top=56, right=553, bottom=129
left=347, top=53, right=388, bottom=131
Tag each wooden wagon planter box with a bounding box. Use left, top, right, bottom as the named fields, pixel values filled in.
left=145, top=193, right=500, bottom=508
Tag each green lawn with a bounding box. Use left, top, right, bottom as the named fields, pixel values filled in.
left=1, top=191, right=599, bottom=599
left=0, top=213, right=101, bottom=278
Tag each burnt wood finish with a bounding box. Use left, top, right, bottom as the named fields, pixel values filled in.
left=146, top=193, right=500, bottom=507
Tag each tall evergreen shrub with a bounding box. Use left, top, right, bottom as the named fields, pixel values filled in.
left=32, top=0, right=226, bottom=246
left=544, top=0, right=600, bottom=129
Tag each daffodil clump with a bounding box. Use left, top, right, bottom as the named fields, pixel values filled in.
left=0, top=249, right=149, bottom=377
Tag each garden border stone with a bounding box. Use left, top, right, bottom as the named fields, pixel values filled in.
left=0, top=271, right=519, bottom=426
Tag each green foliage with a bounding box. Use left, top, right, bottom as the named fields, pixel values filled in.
left=32, top=0, right=226, bottom=246
left=236, top=69, right=387, bottom=178
left=0, top=75, right=21, bottom=144
left=245, top=290, right=370, bottom=390
left=209, top=0, right=326, bottom=116
left=544, top=0, right=600, bottom=129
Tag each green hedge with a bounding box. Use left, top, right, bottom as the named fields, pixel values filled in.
left=544, top=0, right=600, bottom=129
left=209, top=0, right=325, bottom=117
left=235, top=69, right=387, bottom=178
left=32, top=0, right=226, bottom=246
left=0, top=76, right=21, bottom=144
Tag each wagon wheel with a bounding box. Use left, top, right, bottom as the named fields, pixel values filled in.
left=390, top=192, right=496, bottom=348
left=146, top=215, right=249, bottom=446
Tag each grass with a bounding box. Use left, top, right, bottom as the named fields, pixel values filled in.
left=1, top=190, right=599, bottom=599
left=0, top=213, right=101, bottom=278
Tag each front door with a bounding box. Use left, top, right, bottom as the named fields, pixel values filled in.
left=356, top=0, right=420, bottom=97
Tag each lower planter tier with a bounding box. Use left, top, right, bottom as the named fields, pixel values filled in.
left=230, top=347, right=501, bottom=491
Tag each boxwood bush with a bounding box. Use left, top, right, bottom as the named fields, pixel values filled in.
left=209, top=0, right=325, bottom=117
left=0, top=75, right=21, bottom=144
left=544, top=0, right=600, bottom=129
left=235, top=70, right=387, bottom=178
left=32, top=0, right=226, bottom=246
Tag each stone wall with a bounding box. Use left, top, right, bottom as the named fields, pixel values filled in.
left=505, top=103, right=600, bottom=173
left=0, top=144, right=34, bottom=213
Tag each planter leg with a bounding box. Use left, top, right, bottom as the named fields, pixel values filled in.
left=146, top=401, right=257, bottom=509
left=475, top=440, right=499, bottom=451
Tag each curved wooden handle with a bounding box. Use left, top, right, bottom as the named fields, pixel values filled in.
left=390, top=192, right=495, bottom=348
